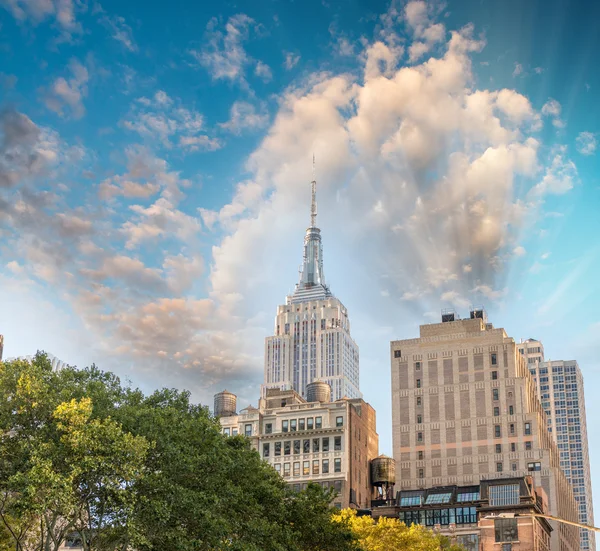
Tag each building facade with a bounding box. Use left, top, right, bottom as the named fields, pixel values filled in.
left=520, top=340, right=595, bottom=551
left=372, top=476, right=552, bottom=551
left=261, top=174, right=360, bottom=401
left=217, top=387, right=379, bottom=509
left=390, top=310, right=579, bottom=551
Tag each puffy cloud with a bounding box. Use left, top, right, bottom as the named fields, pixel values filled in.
left=576, top=131, right=597, bottom=155
left=530, top=148, right=577, bottom=196
left=0, top=109, right=60, bottom=189
left=122, top=91, right=221, bottom=152
left=512, top=63, right=523, bottom=77
left=190, top=13, right=269, bottom=88
left=1, top=0, right=82, bottom=37
left=541, top=98, right=565, bottom=128
left=404, top=1, right=446, bottom=62
left=513, top=246, right=526, bottom=257
left=42, top=59, right=89, bottom=119
left=219, top=101, right=269, bottom=135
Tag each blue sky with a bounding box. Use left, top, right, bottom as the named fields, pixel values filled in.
left=1, top=0, right=600, bottom=515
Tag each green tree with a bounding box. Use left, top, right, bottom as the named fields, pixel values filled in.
left=0, top=354, right=148, bottom=551
left=335, top=509, right=465, bottom=551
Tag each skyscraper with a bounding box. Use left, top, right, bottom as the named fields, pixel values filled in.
left=519, top=340, right=595, bottom=551
left=261, top=170, right=361, bottom=401
left=390, top=310, right=579, bottom=551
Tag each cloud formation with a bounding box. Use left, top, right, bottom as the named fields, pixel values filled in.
left=576, top=131, right=597, bottom=156
left=42, top=58, right=89, bottom=119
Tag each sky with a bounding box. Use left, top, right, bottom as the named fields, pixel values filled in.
left=1, top=0, right=600, bottom=516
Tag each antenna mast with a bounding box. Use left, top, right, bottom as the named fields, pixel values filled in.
left=310, top=154, right=317, bottom=228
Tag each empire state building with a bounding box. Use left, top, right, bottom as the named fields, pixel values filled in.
left=261, top=172, right=361, bottom=401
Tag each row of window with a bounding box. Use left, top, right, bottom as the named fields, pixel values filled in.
left=399, top=507, right=478, bottom=526
left=415, top=461, right=540, bottom=478
left=272, top=415, right=343, bottom=433
left=274, top=458, right=342, bottom=477
left=265, top=436, right=343, bottom=457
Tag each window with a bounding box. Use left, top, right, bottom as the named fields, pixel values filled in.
left=415, top=361, right=421, bottom=371
left=511, top=443, right=516, bottom=452
left=512, top=463, right=517, bottom=472
left=263, top=443, right=270, bottom=457
left=303, top=461, right=310, bottom=475
left=525, top=441, right=532, bottom=450
left=496, top=462, right=503, bottom=472
left=489, top=484, right=520, bottom=506
left=283, top=463, right=290, bottom=477
left=418, top=468, right=424, bottom=478
left=284, top=441, right=291, bottom=455
left=494, top=407, right=500, bottom=416
left=528, top=462, right=541, bottom=471
left=322, top=437, right=329, bottom=452
left=275, top=442, right=281, bottom=456
left=493, top=389, right=499, bottom=401
left=293, top=461, right=300, bottom=476
left=334, top=458, right=342, bottom=473
left=303, top=439, right=310, bottom=453
left=232, top=429, right=238, bottom=436
left=495, top=518, right=518, bottom=542
left=293, top=440, right=300, bottom=454
left=313, top=460, right=319, bottom=474
left=510, top=423, right=515, bottom=435
left=502, top=545, right=513, bottom=551
left=315, top=416, right=322, bottom=429
left=245, top=424, right=252, bottom=437
left=417, top=414, right=422, bottom=424
left=282, top=420, right=289, bottom=432
left=290, top=419, right=297, bottom=432
left=509, top=405, right=514, bottom=415
left=265, top=423, right=272, bottom=434
left=394, top=349, right=402, bottom=358
left=417, top=432, right=423, bottom=442
left=399, top=492, right=422, bottom=506
left=313, top=438, right=320, bottom=452
left=223, top=428, right=230, bottom=436
left=416, top=397, right=422, bottom=406
left=456, top=535, right=479, bottom=551
left=274, top=463, right=281, bottom=474
left=334, top=436, right=342, bottom=451
left=322, top=459, right=329, bottom=473
left=416, top=379, right=421, bottom=388
left=299, top=419, right=305, bottom=431
left=491, top=353, right=497, bottom=365
left=496, top=444, right=502, bottom=453
left=494, top=425, right=501, bottom=438
left=456, top=492, right=480, bottom=502
left=425, top=493, right=452, bottom=504
left=307, top=417, right=314, bottom=430
left=524, top=422, right=531, bottom=435
left=336, top=416, right=343, bottom=427
left=418, top=451, right=424, bottom=460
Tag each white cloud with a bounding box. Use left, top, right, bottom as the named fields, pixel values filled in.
left=1, top=0, right=82, bottom=37
left=42, top=58, right=89, bottom=119
left=512, top=63, right=523, bottom=77
left=219, top=101, right=269, bottom=135
left=254, top=60, right=272, bottom=82
left=283, top=52, right=300, bottom=70
left=404, top=1, right=445, bottom=62
left=541, top=98, right=565, bottom=129
left=513, top=246, right=526, bottom=257
left=530, top=148, right=577, bottom=196
left=576, top=131, right=597, bottom=155
left=190, top=13, right=268, bottom=88
left=100, top=14, right=138, bottom=52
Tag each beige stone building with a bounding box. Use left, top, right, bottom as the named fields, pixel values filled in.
left=390, top=311, right=579, bottom=551
left=217, top=385, right=379, bottom=509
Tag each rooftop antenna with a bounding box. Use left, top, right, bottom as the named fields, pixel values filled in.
left=310, top=154, right=317, bottom=228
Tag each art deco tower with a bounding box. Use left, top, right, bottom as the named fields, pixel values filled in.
left=261, top=168, right=361, bottom=401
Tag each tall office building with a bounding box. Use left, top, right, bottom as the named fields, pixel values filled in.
left=390, top=310, right=579, bottom=551
left=520, top=340, right=595, bottom=551
left=0, top=335, right=3, bottom=361
left=261, top=172, right=360, bottom=401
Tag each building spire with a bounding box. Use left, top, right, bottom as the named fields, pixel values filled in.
left=310, top=154, right=317, bottom=228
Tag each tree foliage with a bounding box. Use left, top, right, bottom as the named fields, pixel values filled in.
left=335, top=509, right=465, bottom=551
left=0, top=353, right=358, bottom=551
